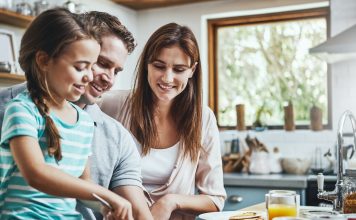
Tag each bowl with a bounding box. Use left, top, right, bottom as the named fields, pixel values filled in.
left=281, top=158, right=311, bottom=175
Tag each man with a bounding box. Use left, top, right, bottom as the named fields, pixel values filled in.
left=0, top=11, right=153, bottom=220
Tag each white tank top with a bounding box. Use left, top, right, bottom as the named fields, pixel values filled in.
left=141, top=142, right=179, bottom=192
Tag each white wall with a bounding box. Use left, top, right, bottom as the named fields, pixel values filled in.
left=329, top=0, right=356, bottom=133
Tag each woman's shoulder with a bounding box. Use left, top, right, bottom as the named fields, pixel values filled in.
left=100, top=90, right=131, bottom=103
left=202, top=105, right=217, bottom=122
left=201, top=105, right=219, bottom=144
left=98, top=90, right=132, bottom=120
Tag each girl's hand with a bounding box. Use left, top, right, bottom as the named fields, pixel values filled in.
left=104, top=194, right=133, bottom=220
left=150, top=194, right=178, bottom=220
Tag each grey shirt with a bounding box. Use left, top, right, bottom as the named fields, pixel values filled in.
left=0, top=83, right=142, bottom=220
left=0, top=83, right=27, bottom=138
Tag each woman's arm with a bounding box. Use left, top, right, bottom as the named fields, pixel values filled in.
left=10, top=136, right=133, bottom=220
left=194, top=108, right=227, bottom=209
left=150, top=194, right=217, bottom=220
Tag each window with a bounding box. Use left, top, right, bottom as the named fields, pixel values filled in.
left=208, top=8, right=330, bottom=129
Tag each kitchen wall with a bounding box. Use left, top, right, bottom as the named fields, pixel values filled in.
left=134, top=0, right=356, bottom=164
left=136, top=0, right=328, bottom=103
left=2, top=0, right=356, bottom=165
left=327, top=0, right=356, bottom=167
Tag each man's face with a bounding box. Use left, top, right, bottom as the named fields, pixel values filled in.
left=77, top=34, right=129, bottom=106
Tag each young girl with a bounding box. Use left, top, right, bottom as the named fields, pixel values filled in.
left=0, top=8, right=132, bottom=219
left=100, top=23, right=226, bottom=220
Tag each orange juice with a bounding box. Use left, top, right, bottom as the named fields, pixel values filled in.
left=268, top=204, right=297, bottom=220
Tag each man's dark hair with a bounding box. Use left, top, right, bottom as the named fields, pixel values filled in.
left=80, top=11, right=136, bottom=54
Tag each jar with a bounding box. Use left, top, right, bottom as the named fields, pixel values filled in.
left=63, top=0, right=76, bottom=13
left=343, top=169, right=356, bottom=213
left=34, top=0, right=49, bottom=16
left=15, top=1, right=33, bottom=16
left=0, top=61, right=11, bottom=73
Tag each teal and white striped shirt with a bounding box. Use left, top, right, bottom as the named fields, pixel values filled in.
left=0, top=91, right=94, bottom=219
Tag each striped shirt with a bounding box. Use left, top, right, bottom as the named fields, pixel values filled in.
left=0, top=91, right=94, bottom=220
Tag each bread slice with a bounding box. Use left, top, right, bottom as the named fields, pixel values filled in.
left=228, top=211, right=263, bottom=220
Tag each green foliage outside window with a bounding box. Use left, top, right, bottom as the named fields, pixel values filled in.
left=217, top=18, right=327, bottom=127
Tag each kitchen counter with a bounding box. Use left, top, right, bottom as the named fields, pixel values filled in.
left=239, top=202, right=334, bottom=217
left=222, top=173, right=337, bottom=210
left=240, top=202, right=265, bottom=211
left=224, top=173, right=337, bottom=189
left=224, top=173, right=308, bottom=188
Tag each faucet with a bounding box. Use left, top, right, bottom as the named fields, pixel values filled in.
left=317, top=110, right=356, bottom=211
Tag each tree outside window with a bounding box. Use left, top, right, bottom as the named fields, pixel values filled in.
left=208, top=8, right=329, bottom=129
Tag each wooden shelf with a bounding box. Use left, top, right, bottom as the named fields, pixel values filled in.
left=0, top=8, right=34, bottom=28
left=113, top=0, right=217, bottom=10
left=0, top=72, right=26, bottom=83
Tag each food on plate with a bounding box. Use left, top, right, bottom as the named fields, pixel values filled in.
left=344, top=192, right=356, bottom=213
left=229, top=211, right=263, bottom=220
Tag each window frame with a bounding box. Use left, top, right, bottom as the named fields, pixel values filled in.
left=207, top=7, right=331, bottom=130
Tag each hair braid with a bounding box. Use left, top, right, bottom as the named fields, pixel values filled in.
left=28, top=87, right=62, bottom=162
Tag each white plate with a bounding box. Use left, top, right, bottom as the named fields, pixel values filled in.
left=198, top=210, right=266, bottom=220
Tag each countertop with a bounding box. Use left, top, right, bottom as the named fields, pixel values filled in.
left=240, top=202, right=333, bottom=214
left=223, top=173, right=337, bottom=189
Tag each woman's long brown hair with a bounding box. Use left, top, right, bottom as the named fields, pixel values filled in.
left=18, top=8, right=99, bottom=162
left=130, top=23, right=202, bottom=161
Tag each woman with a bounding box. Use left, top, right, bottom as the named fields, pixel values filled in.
left=100, top=23, right=226, bottom=220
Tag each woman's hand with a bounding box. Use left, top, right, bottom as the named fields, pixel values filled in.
left=150, top=194, right=178, bottom=220
left=103, top=194, right=134, bottom=220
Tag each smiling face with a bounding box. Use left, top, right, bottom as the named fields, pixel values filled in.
left=147, top=45, right=196, bottom=105
left=76, top=35, right=129, bottom=107
left=44, top=39, right=100, bottom=104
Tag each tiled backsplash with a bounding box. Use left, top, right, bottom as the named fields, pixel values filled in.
left=219, top=129, right=335, bottom=158
left=220, top=127, right=356, bottom=172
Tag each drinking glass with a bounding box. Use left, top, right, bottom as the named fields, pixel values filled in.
left=266, top=191, right=299, bottom=220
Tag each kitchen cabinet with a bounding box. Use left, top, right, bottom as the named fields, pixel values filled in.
left=224, top=186, right=305, bottom=211
left=223, top=173, right=307, bottom=211
left=0, top=8, right=33, bottom=28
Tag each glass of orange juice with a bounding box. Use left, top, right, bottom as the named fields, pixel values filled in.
left=266, top=191, right=299, bottom=220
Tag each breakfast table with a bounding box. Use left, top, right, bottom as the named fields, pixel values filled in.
left=197, top=202, right=336, bottom=219
left=238, top=202, right=335, bottom=219
left=240, top=202, right=265, bottom=211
